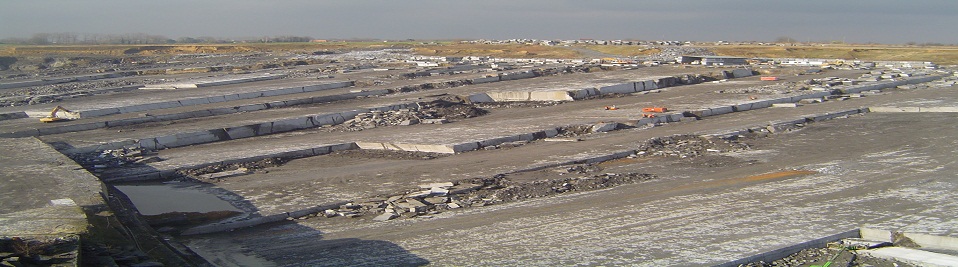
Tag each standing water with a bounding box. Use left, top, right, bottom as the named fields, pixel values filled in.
left=115, top=183, right=241, bottom=216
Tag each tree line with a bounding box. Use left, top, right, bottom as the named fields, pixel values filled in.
left=0, top=33, right=316, bottom=45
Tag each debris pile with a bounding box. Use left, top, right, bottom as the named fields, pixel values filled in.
left=0, top=236, right=79, bottom=266
left=316, top=182, right=484, bottom=222
left=322, top=100, right=487, bottom=132
left=717, top=81, right=813, bottom=94
left=178, top=157, right=285, bottom=180
left=644, top=46, right=716, bottom=62
left=636, top=135, right=749, bottom=158
left=309, top=168, right=654, bottom=222
left=70, top=147, right=159, bottom=171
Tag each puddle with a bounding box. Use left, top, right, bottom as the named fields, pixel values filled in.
left=115, top=183, right=240, bottom=216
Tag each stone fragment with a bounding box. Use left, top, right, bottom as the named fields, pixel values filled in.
left=419, top=182, right=455, bottom=189
left=424, top=197, right=449, bottom=204
left=430, top=188, right=450, bottom=196
left=373, top=212, right=399, bottom=222
left=323, top=209, right=338, bottom=218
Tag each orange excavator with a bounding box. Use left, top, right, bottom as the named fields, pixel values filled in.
left=641, top=106, right=668, bottom=118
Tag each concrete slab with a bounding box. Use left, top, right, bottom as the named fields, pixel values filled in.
left=598, top=83, right=637, bottom=94
left=858, top=247, right=958, bottom=267
left=869, top=106, right=921, bottom=112
left=0, top=137, right=103, bottom=237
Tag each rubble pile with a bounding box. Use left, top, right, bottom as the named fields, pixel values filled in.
left=304, top=167, right=654, bottom=222
left=636, top=135, right=749, bottom=158
left=472, top=101, right=563, bottom=109
left=178, top=157, right=285, bottom=180
left=322, top=100, right=487, bottom=132
left=555, top=124, right=597, bottom=137
left=644, top=46, right=716, bottom=62
left=70, top=147, right=159, bottom=172
left=486, top=172, right=656, bottom=201
left=741, top=246, right=915, bottom=267
left=717, top=81, right=813, bottom=95
left=0, top=236, right=79, bottom=266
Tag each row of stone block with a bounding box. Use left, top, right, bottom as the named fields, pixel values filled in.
left=104, top=142, right=360, bottom=183
left=64, top=102, right=411, bottom=154
left=40, top=81, right=353, bottom=119
left=868, top=106, right=958, bottom=113
left=469, top=78, right=665, bottom=103
left=468, top=68, right=755, bottom=103
left=357, top=128, right=561, bottom=154
left=1, top=89, right=389, bottom=138
left=0, top=72, right=133, bottom=90
left=838, top=74, right=944, bottom=94
left=140, top=73, right=287, bottom=90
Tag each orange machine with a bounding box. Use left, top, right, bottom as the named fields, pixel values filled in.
left=641, top=107, right=668, bottom=113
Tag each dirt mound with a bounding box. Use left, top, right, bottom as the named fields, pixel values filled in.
left=177, top=157, right=286, bottom=177
left=637, top=134, right=750, bottom=158
left=322, top=99, right=488, bottom=132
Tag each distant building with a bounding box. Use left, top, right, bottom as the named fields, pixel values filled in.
left=680, top=56, right=748, bottom=66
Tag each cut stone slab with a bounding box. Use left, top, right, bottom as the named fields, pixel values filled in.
left=772, top=103, right=799, bottom=108
left=858, top=247, right=958, bottom=267
left=591, top=122, right=618, bottom=133
left=419, top=182, right=455, bottom=189
left=373, top=213, right=398, bottom=222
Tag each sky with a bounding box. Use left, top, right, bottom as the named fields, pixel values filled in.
left=2, top=0, right=956, bottom=44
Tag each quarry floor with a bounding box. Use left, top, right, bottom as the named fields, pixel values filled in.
left=181, top=110, right=958, bottom=266
left=2, top=57, right=956, bottom=266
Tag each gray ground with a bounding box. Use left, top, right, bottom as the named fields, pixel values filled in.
left=2, top=49, right=955, bottom=266
left=175, top=110, right=958, bottom=266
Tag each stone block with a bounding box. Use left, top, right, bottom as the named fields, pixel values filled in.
left=904, top=232, right=958, bottom=251
left=225, top=126, right=257, bottom=139
left=236, top=104, right=267, bottom=112
left=271, top=118, right=312, bottom=132
left=137, top=138, right=158, bottom=150
left=413, top=144, right=457, bottom=154
left=733, top=103, right=753, bottom=112
left=772, top=103, right=798, bottom=108
left=543, top=128, right=559, bottom=137
left=633, top=81, right=646, bottom=91
left=373, top=213, right=398, bottom=222
left=598, top=83, right=636, bottom=94
left=526, top=90, right=570, bottom=101
left=567, top=88, right=597, bottom=100
left=920, top=107, right=958, bottom=112
left=710, top=106, right=734, bottom=115
left=591, top=122, right=618, bottom=133
left=667, top=113, right=685, bottom=122
left=329, top=143, right=358, bottom=152
left=643, top=80, right=658, bottom=90
left=868, top=107, right=919, bottom=113
left=732, top=69, right=753, bottom=78
left=451, top=142, right=480, bottom=152
left=469, top=76, right=500, bottom=84
left=0, top=111, right=29, bottom=121
left=79, top=108, right=121, bottom=118
left=684, top=109, right=710, bottom=118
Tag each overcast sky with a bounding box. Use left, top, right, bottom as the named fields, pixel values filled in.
left=2, top=0, right=956, bottom=44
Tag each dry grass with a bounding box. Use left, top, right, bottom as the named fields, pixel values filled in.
left=4, top=42, right=955, bottom=65
left=707, top=44, right=958, bottom=65
left=0, top=42, right=426, bottom=57
left=413, top=43, right=581, bottom=59
left=579, top=45, right=661, bottom=57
